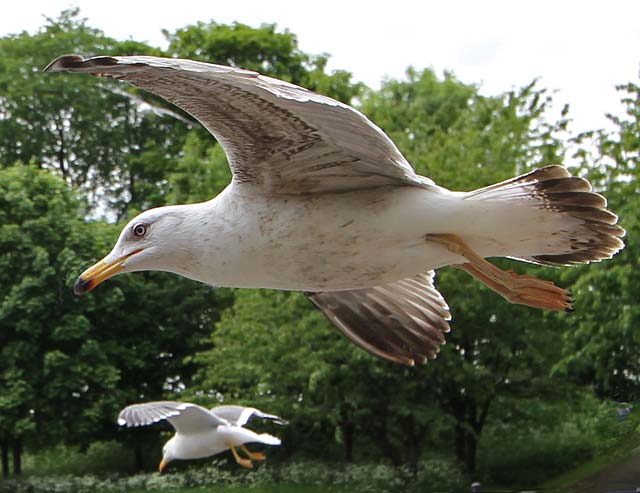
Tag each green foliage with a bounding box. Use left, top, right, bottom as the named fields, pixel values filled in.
left=542, top=405, right=640, bottom=492
left=361, top=68, right=568, bottom=190
left=1, top=458, right=465, bottom=492
left=0, top=165, right=231, bottom=471
left=0, top=164, right=110, bottom=448
left=477, top=393, right=591, bottom=485
left=164, top=20, right=363, bottom=102
left=23, top=441, right=135, bottom=476
left=165, top=21, right=310, bottom=84
left=0, top=8, right=187, bottom=218
left=167, top=133, right=232, bottom=204
left=554, top=75, right=640, bottom=400
left=0, top=7, right=636, bottom=488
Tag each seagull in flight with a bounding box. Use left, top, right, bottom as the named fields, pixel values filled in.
left=45, top=55, right=625, bottom=366
left=118, top=401, right=286, bottom=471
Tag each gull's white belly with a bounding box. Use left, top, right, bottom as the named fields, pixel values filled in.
left=171, top=426, right=275, bottom=460
left=190, top=185, right=463, bottom=291
left=172, top=429, right=227, bottom=459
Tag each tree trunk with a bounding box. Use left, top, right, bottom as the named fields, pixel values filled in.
left=465, top=431, right=477, bottom=474
left=454, top=423, right=477, bottom=475
left=340, top=404, right=354, bottom=463
left=12, top=438, right=21, bottom=476
left=343, top=424, right=354, bottom=463
left=454, top=422, right=463, bottom=464
left=1, top=440, right=9, bottom=478
left=371, top=409, right=401, bottom=466
left=55, top=118, right=68, bottom=179
left=134, top=442, right=144, bottom=471
left=403, top=414, right=419, bottom=477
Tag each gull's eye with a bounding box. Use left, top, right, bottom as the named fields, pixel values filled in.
left=132, top=223, right=148, bottom=238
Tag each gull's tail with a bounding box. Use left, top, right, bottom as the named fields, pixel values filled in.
left=227, top=426, right=282, bottom=447
left=463, top=165, right=625, bottom=264
left=255, top=433, right=281, bottom=446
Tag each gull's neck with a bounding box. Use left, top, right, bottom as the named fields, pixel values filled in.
left=161, top=188, right=238, bottom=286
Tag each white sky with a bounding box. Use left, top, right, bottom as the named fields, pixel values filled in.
left=2, top=0, right=639, bottom=134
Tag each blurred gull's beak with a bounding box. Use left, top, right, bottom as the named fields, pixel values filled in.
left=158, top=458, right=168, bottom=473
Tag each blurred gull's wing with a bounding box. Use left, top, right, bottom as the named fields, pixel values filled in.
left=118, top=401, right=227, bottom=433
left=211, top=405, right=288, bottom=426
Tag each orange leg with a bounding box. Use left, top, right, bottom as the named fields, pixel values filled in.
left=240, top=445, right=266, bottom=461
left=229, top=444, right=253, bottom=469
left=426, top=233, right=572, bottom=312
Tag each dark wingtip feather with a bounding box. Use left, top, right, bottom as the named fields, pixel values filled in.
left=43, top=54, right=85, bottom=72
left=44, top=54, right=119, bottom=73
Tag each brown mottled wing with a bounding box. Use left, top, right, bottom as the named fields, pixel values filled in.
left=44, top=54, right=431, bottom=194
left=307, top=272, right=451, bottom=365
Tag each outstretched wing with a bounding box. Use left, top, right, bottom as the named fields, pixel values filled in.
left=45, top=54, right=431, bottom=194
left=211, top=405, right=288, bottom=426
left=307, top=272, right=451, bottom=365
left=118, top=401, right=227, bottom=433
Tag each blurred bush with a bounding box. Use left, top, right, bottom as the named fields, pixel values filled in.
left=22, top=441, right=136, bottom=477
left=1, top=458, right=465, bottom=492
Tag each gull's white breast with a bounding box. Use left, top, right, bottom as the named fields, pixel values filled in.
left=186, top=183, right=464, bottom=291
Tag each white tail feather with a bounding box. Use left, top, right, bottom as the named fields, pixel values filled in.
left=257, top=433, right=281, bottom=446
left=462, top=166, right=625, bottom=265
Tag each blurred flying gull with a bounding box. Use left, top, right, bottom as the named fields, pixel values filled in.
left=118, top=401, right=286, bottom=471
left=45, top=55, right=624, bottom=365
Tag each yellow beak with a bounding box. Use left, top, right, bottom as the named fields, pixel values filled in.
left=158, top=458, right=168, bottom=473
left=74, top=249, right=143, bottom=295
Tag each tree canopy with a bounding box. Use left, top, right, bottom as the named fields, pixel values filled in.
left=0, top=8, right=635, bottom=488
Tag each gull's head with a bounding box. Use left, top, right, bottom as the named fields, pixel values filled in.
left=74, top=205, right=195, bottom=295
left=159, top=440, right=176, bottom=473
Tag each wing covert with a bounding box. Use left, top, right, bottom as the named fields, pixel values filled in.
left=307, top=272, right=451, bottom=365
left=117, top=401, right=227, bottom=433
left=45, top=54, right=432, bottom=194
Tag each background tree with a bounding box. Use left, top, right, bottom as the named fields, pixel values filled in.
left=0, top=165, right=112, bottom=474
left=553, top=76, right=639, bottom=401
left=0, top=9, right=634, bottom=488
left=0, top=9, right=188, bottom=218
left=0, top=165, right=232, bottom=475
left=164, top=20, right=360, bottom=98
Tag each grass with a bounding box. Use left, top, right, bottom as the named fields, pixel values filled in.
left=542, top=446, right=640, bottom=492
left=128, top=486, right=349, bottom=493
left=540, top=404, right=640, bottom=491
left=1, top=478, right=394, bottom=493
left=1, top=457, right=466, bottom=493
